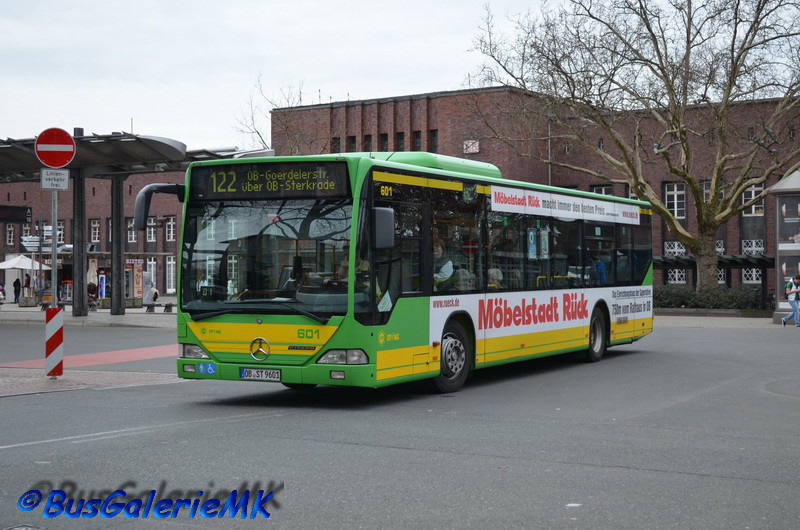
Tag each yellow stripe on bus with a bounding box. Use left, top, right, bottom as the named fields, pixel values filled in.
left=376, top=344, right=438, bottom=380
left=479, top=326, right=587, bottom=364
left=186, top=322, right=335, bottom=355
left=373, top=316, right=653, bottom=382
left=374, top=171, right=463, bottom=191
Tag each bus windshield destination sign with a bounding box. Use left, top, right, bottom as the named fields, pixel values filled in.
left=189, top=161, right=349, bottom=200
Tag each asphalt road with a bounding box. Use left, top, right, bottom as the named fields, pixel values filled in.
left=0, top=318, right=798, bottom=528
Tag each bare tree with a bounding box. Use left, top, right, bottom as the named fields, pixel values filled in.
left=472, top=0, right=800, bottom=288
left=235, top=77, right=330, bottom=155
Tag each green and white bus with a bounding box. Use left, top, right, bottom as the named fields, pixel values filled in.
left=135, top=152, right=653, bottom=392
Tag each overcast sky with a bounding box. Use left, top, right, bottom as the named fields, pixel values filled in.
left=0, top=1, right=537, bottom=152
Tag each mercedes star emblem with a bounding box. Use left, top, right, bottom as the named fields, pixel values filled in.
left=249, top=337, right=270, bottom=361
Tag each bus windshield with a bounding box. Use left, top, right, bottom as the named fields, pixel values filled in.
left=181, top=198, right=353, bottom=321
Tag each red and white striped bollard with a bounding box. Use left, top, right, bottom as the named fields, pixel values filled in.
left=45, top=308, right=64, bottom=378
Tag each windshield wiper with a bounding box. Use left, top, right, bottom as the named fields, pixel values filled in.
left=190, top=307, right=254, bottom=321
left=190, top=300, right=328, bottom=324
left=282, top=303, right=329, bottom=324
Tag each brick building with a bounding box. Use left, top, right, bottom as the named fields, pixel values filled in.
left=272, top=87, right=800, bottom=302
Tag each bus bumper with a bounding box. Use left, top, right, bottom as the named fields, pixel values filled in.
left=177, top=358, right=378, bottom=387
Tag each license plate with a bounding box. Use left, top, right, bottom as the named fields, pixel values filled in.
left=240, top=368, right=281, bottom=382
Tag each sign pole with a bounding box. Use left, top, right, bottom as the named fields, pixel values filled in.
left=52, top=190, right=58, bottom=306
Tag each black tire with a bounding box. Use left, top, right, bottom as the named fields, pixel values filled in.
left=282, top=383, right=317, bottom=390
left=585, top=308, right=607, bottom=362
left=433, top=321, right=472, bottom=393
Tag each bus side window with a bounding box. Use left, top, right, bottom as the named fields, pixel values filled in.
left=488, top=213, right=524, bottom=292
left=616, top=225, right=633, bottom=284
left=551, top=218, right=582, bottom=288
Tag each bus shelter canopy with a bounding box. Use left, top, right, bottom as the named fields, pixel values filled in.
left=0, top=254, right=50, bottom=270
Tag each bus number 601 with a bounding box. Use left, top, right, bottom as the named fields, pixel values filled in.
left=298, top=329, right=320, bottom=339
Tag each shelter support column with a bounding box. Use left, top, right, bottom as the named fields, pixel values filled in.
left=111, top=175, right=126, bottom=315
left=71, top=167, right=88, bottom=316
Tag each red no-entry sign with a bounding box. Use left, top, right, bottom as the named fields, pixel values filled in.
left=35, top=128, right=76, bottom=168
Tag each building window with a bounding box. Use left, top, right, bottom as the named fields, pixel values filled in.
left=6, top=224, right=13, bottom=246
left=147, top=257, right=156, bottom=274
left=57, top=221, right=65, bottom=244
left=346, top=136, right=356, bottom=152
left=598, top=137, right=604, bottom=150
left=166, top=256, right=176, bottom=294
left=790, top=125, right=796, bottom=141
left=227, top=255, right=239, bottom=295
left=228, top=219, right=238, bottom=240
left=664, top=241, right=687, bottom=284
left=90, top=219, right=100, bottom=243
left=127, top=218, right=137, bottom=243
left=205, top=220, right=216, bottom=241
left=165, top=216, right=176, bottom=242
left=412, top=130, right=422, bottom=151
left=205, top=255, right=215, bottom=281
left=395, top=132, right=405, bottom=151
left=363, top=134, right=372, bottom=151
left=379, top=133, right=389, bottom=151
left=330, top=137, right=341, bottom=153
left=428, top=130, right=438, bottom=153
left=463, top=140, right=480, bottom=154
left=701, top=179, right=726, bottom=202
left=742, top=239, right=764, bottom=284
left=741, top=184, right=764, bottom=216
left=146, top=216, right=157, bottom=242
left=22, top=223, right=30, bottom=237
left=716, top=240, right=726, bottom=284
left=590, top=184, right=612, bottom=195
left=665, top=183, right=686, bottom=219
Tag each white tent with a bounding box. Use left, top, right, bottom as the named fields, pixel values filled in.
left=0, top=255, right=51, bottom=271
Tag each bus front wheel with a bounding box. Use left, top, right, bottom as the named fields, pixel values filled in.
left=433, top=321, right=472, bottom=393
left=585, top=308, right=607, bottom=363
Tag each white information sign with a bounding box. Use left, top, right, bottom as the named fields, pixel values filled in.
left=491, top=185, right=641, bottom=225
left=41, top=169, right=70, bottom=191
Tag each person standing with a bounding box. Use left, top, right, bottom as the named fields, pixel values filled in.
left=783, top=274, right=800, bottom=327
left=23, top=274, right=30, bottom=297
left=13, top=277, right=21, bottom=303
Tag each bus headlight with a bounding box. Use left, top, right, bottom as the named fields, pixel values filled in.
left=181, top=344, right=210, bottom=359
left=317, top=349, right=368, bottom=365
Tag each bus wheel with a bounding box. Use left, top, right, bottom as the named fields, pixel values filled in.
left=433, top=321, right=472, bottom=393
left=282, top=383, right=317, bottom=390
left=585, top=308, right=607, bottom=363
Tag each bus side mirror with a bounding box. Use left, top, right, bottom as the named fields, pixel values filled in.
left=373, top=207, right=395, bottom=250
left=134, top=183, right=185, bottom=230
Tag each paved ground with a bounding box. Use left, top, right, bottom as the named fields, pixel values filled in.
left=0, top=367, right=181, bottom=397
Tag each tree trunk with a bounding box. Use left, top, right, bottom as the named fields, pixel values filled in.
left=694, top=229, right=720, bottom=290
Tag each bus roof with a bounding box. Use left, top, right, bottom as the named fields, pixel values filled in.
left=189, top=151, right=649, bottom=207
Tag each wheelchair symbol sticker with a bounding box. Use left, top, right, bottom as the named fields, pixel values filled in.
left=197, top=362, right=216, bottom=375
